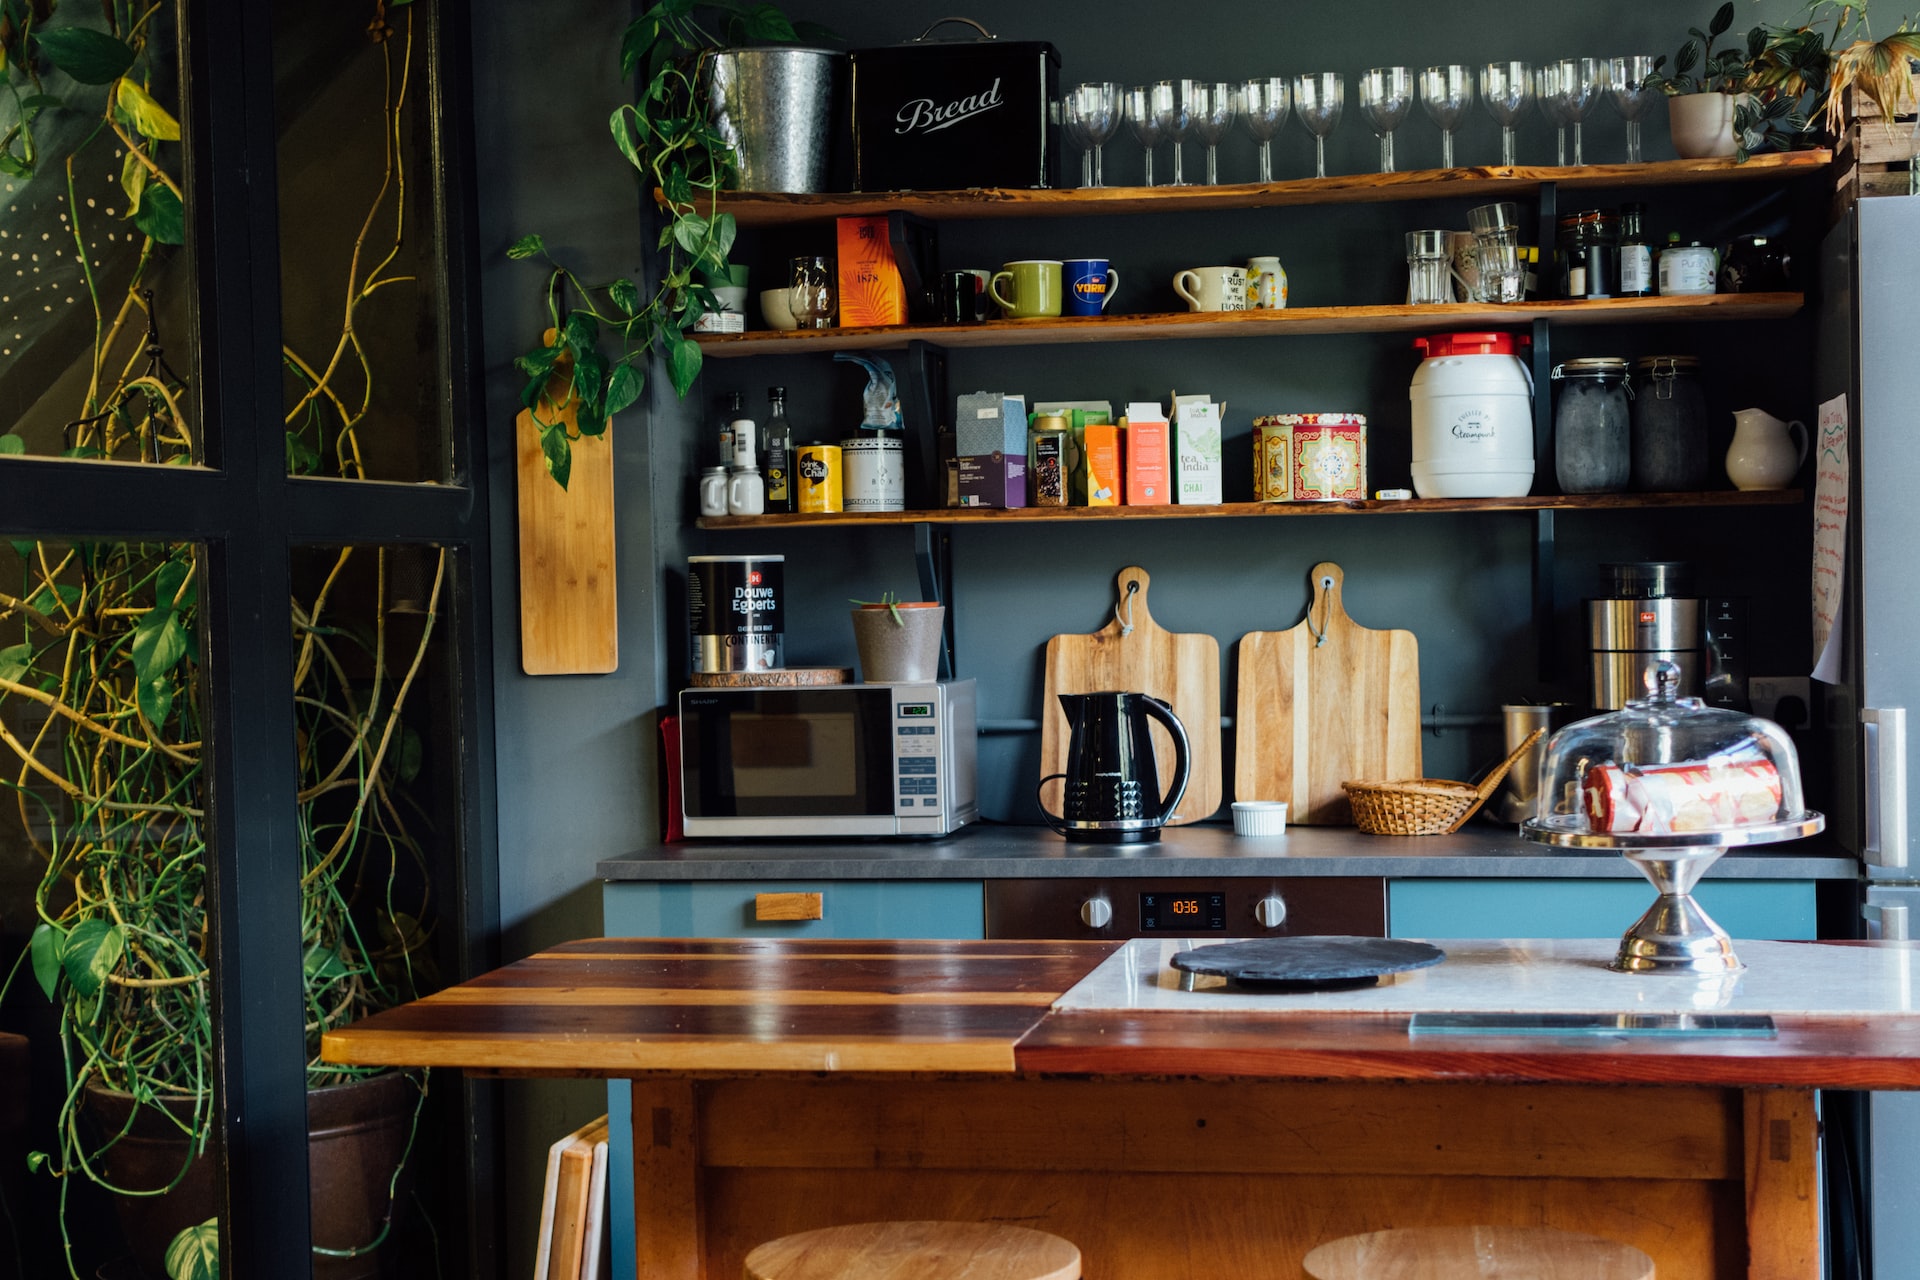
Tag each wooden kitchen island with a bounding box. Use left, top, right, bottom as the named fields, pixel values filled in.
left=322, top=937, right=1920, bottom=1280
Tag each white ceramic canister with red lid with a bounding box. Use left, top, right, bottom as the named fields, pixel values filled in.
left=1409, top=330, right=1536, bottom=498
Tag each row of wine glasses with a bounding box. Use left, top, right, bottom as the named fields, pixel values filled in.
left=1060, top=56, right=1660, bottom=187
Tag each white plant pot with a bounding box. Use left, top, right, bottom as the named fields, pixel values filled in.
left=1668, top=92, right=1739, bottom=159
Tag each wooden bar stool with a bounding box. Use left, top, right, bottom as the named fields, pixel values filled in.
left=744, top=1220, right=1081, bottom=1280
left=1303, top=1226, right=1654, bottom=1279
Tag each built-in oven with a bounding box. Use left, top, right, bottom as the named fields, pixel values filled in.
left=984, top=877, right=1387, bottom=940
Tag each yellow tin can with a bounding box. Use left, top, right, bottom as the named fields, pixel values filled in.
left=1251, top=419, right=1293, bottom=502
left=796, top=444, right=843, bottom=513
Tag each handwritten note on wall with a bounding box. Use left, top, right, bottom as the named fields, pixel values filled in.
left=1812, top=394, right=1850, bottom=684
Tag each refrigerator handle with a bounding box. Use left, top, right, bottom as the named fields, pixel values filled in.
left=1862, top=707, right=1909, bottom=869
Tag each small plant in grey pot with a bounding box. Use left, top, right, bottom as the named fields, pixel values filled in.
left=850, top=593, right=946, bottom=683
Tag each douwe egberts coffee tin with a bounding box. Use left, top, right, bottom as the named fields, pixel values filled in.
left=688, top=555, right=784, bottom=673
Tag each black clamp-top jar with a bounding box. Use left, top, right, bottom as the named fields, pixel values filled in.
left=1631, top=355, right=1709, bottom=491
left=1556, top=208, right=1619, bottom=301
left=1552, top=357, right=1633, bottom=494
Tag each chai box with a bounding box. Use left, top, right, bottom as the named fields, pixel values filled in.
left=1173, top=400, right=1222, bottom=505
left=836, top=215, right=908, bottom=327
left=1277, top=412, right=1368, bottom=501
left=1081, top=422, right=1122, bottom=506
left=1122, top=403, right=1170, bottom=506
left=850, top=23, right=1061, bottom=191
left=1251, top=417, right=1294, bottom=501
left=958, top=451, right=1027, bottom=508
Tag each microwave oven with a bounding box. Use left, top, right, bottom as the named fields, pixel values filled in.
left=678, top=680, right=978, bottom=838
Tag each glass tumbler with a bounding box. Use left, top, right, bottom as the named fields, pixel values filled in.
left=1406, top=230, right=1458, bottom=305
left=788, top=256, right=835, bottom=330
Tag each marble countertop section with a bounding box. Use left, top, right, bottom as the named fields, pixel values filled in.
left=598, top=822, right=1856, bottom=881
left=1051, top=937, right=1920, bottom=1016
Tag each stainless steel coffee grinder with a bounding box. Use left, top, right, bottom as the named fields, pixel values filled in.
left=1587, top=561, right=1702, bottom=711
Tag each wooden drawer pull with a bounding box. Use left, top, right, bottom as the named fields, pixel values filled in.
left=755, top=892, right=823, bottom=922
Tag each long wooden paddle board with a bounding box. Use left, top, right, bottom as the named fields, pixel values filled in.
left=1234, top=561, right=1421, bottom=824
left=516, top=339, right=617, bottom=675
left=1041, top=565, right=1221, bottom=825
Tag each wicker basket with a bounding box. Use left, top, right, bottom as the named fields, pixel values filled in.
left=1343, top=728, right=1545, bottom=836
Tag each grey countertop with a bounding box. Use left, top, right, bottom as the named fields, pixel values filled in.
left=597, top=823, right=1859, bottom=882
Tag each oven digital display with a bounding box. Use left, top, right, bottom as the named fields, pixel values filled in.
left=899, top=703, right=933, bottom=717
left=1140, top=891, right=1227, bottom=931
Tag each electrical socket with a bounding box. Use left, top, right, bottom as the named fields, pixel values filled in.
left=1750, top=676, right=1812, bottom=730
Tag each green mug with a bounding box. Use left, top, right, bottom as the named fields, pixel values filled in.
left=988, top=260, right=1063, bottom=319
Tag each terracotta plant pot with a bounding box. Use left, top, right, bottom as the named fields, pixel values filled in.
left=850, top=603, right=945, bottom=683
left=83, top=1070, right=416, bottom=1279
left=1668, top=92, right=1739, bottom=159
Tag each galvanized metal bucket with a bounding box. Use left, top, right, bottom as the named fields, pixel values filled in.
left=706, top=46, right=842, bottom=194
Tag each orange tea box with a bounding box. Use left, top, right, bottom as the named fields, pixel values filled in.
left=1082, top=422, right=1122, bottom=506
left=835, top=215, right=907, bottom=326
left=1122, top=403, right=1169, bottom=506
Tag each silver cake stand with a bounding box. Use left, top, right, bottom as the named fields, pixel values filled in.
left=1521, top=813, right=1826, bottom=974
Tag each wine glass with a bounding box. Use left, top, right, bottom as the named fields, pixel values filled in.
left=1609, top=55, right=1657, bottom=163
left=1292, top=72, right=1345, bottom=179
left=1537, top=62, right=1574, bottom=166
left=1191, top=81, right=1237, bottom=184
left=1072, top=82, right=1121, bottom=187
left=1559, top=57, right=1604, bottom=165
left=1420, top=65, right=1473, bottom=169
left=788, top=255, right=834, bottom=330
left=1155, top=79, right=1194, bottom=185
left=1125, top=84, right=1164, bottom=186
left=1060, top=92, right=1092, bottom=187
left=1481, top=61, right=1534, bottom=166
left=1240, top=77, right=1290, bottom=182
left=1359, top=66, right=1413, bottom=173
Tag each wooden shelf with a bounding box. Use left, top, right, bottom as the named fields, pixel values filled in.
left=700, top=151, right=1832, bottom=227
left=697, top=489, right=1804, bottom=530
left=695, top=292, right=1804, bottom=357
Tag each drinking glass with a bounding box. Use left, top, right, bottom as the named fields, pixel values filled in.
left=1559, top=57, right=1603, bottom=165
left=1126, top=84, right=1164, bottom=186
left=1537, top=62, right=1574, bottom=166
left=1292, top=72, right=1345, bottom=179
left=1072, top=82, right=1122, bottom=187
left=1609, top=55, right=1657, bottom=163
left=1481, top=61, right=1534, bottom=166
left=1419, top=64, right=1473, bottom=169
left=788, top=255, right=834, bottom=330
left=1191, top=81, right=1237, bottom=184
left=1406, top=229, right=1457, bottom=305
left=1060, top=92, right=1092, bottom=187
left=1156, top=79, right=1194, bottom=185
left=1240, top=77, right=1290, bottom=182
left=1359, top=66, right=1414, bottom=173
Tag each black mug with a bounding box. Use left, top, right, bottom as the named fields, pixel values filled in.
left=939, top=271, right=981, bottom=325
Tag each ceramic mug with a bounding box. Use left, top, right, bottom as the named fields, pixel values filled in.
left=989, top=260, right=1063, bottom=319
left=958, top=268, right=993, bottom=321
left=1246, top=256, right=1288, bottom=309
left=698, top=467, right=730, bottom=517
left=1063, top=257, right=1120, bottom=316
left=1173, top=266, right=1247, bottom=313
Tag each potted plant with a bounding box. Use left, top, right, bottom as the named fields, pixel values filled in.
left=1643, top=2, right=1762, bottom=158
left=850, top=594, right=946, bottom=683
left=510, top=0, right=833, bottom=490
left=1743, top=1, right=1920, bottom=148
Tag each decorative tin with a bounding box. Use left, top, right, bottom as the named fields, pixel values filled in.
left=1273, top=412, right=1367, bottom=501
left=850, top=18, right=1060, bottom=192
left=1251, top=418, right=1293, bottom=502
left=841, top=435, right=905, bottom=512
left=796, top=444, right=843, bottom=513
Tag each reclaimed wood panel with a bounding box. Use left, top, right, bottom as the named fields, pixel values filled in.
left=633, top=1079, right=700, bottom=1280
left=696, top=1078, right=1740, bottom=1181
left=1302, top=1227, right=1653, bottom=1280
left=1744, top=1090, right=1820, bottom=1279
left=743, top=1222, right=1080, bottom=1280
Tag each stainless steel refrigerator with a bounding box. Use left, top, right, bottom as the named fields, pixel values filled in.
left=1817, top=192, right=1920, bottom=1280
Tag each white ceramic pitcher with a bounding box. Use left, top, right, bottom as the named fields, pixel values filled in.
left=1725, top=408, right=1807, bottom=491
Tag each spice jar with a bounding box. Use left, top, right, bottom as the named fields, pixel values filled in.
left=1632, top=355, right=1709, bottom=491
left=1555, top=208, right=1618, bottom=300
left=1552, top=357, right=1632, bottom=494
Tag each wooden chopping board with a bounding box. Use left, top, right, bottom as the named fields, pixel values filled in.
left=1235, top=561, right=1421, bottom=825
left=1041, top=565, right=1221, bottom=825
left=517, top=337, right=617, bottom=675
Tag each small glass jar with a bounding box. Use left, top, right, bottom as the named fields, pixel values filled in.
left=1552, top=357, right=1632, bottom=494
left=1555, top=208, right=1619, bottom=301
left=1631, top=355, right=1709, bottom=491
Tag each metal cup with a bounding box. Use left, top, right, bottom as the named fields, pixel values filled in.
left=1487, top=703, right=1577, bottom=824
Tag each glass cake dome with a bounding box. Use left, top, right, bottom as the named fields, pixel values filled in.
left=1522, top=661, right=1819, bottom=849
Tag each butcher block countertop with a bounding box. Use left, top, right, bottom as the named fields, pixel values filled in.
left=321, top=936, right=1920, bottom=1089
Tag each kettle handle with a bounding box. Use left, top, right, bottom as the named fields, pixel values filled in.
left=1035, top=773, right=1074, bottom=837
left=1136, top=694, right=1191, bottom=823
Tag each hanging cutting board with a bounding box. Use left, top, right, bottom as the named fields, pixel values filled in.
left=1235, top=561, right=1421, bottom=825
left=517, top=335, right=617, bottom=675
left=1041, top=565, right=1221, bottom=825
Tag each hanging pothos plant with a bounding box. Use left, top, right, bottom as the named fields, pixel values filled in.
left=511, top=0, right=830, bottom=489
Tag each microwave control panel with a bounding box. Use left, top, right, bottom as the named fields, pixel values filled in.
left=893, top=698, right=942, bottom=811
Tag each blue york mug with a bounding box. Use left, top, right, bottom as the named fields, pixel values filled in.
left=1063, top=258, right=1120, bottom=317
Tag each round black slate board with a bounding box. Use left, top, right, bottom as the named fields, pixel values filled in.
left=1170, top=937, right=1446, bottom=992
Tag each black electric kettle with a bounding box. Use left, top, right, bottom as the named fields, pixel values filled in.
left=1037, top=691, right=1191, bottom=843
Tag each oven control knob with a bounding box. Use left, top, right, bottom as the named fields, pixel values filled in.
left=1079, top=897, right=1114, bottom=930
left=1255, top=896, right=1288, bottom=929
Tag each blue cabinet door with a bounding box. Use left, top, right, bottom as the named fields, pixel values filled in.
left=603, top=879, right=983, bottom=1279
left=1388, top=878, right=1818, bottom=940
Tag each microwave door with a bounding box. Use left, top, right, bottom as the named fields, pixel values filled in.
left=684, top=689, right=896, bottom=819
